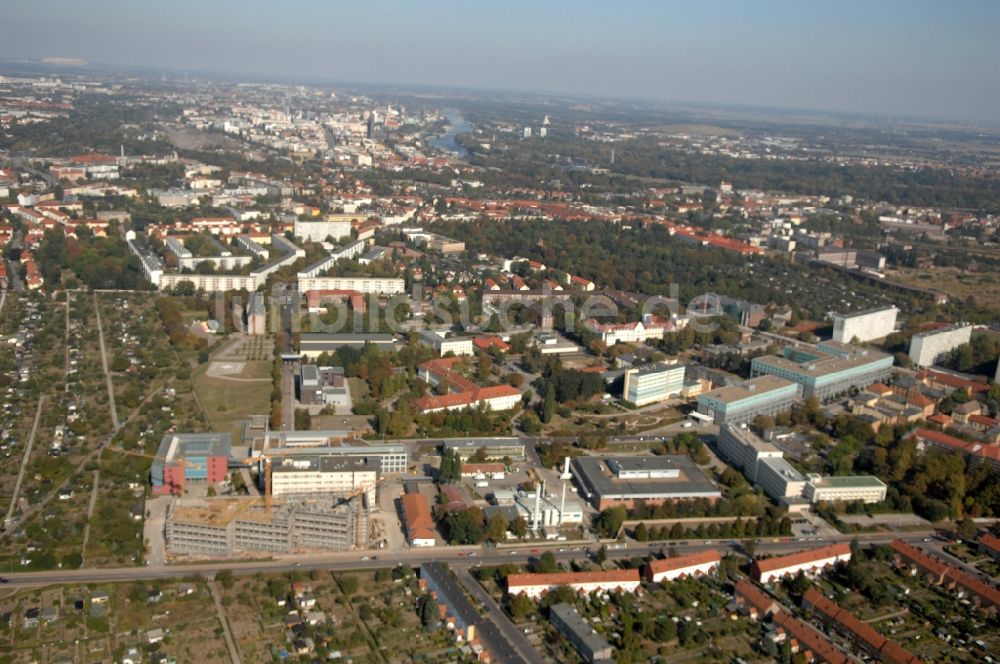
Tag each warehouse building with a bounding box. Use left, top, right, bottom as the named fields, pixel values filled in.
left=570, top=455, right=721, bottom=510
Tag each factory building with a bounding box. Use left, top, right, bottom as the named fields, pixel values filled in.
left=570, top=455, right=721, bottom=510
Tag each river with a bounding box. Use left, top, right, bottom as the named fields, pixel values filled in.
left=428, top=107, right=472, bottom=157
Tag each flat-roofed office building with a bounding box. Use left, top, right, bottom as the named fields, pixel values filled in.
left=750, top=341, right=892, bottom=402
left=697, top=375, right=801, bottom=425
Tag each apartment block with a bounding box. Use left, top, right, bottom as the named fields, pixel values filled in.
left=908, top=323, right=973, bottom=368
left=831, top=305, right=898, bottom=343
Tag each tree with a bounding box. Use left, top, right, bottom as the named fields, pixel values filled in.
left=216, top=569, right=234, bottom=590
left=485, top=514, right=509, bottom=543
left=655, top=617, right=677, bottom=642
left=444, top=507, right=485, bottom=545
left=510, top=517, right=528, bottom=539
left=593, top=506, right=627, bottom=538
left=508, top=593, right=535, bottom=621
left=294, top=408, right=312, bottom=431
left=536, top=551, right=558, bottom=574
left=541, top=382, right=556, bottom=423
left=438, top=449, right=461, bottom=483
left=340, top=575, right=359, bottom=596
left=595, top=545, right=608, bottom=567
left=634, top=522, right=649, bottom=542
left=418, top=595, right=438, bottom=627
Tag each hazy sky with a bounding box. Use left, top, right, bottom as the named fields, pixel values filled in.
left=3, top=0, right=999, bottom=120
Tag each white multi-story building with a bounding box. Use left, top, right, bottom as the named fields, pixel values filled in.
left=159, top=273, right=259, bottom=293
left=419, top=330, right=474, bottom=357
left=756, top=457, right=808, bottom=502
left=267, top=456, right=378, bottom=504
left=908, top=323, right=973, bottom=368
left=623, top=362, right=686, bottom=406
left=803, top=475, right=887, bottom=504
left=831, top=305, right=898, bottom=343
left=717, top=424, right=785, bottom=483
left=583, top=317, right=675, bottom=346
left=298, top=276, right=405, bottom=295
left=293, top=219, right=352, bottom=242
left=719, top=424, right=886, bottom=507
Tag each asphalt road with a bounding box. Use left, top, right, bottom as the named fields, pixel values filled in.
left=455, top=566, right=542, bottom=664
left=0, top=530, right=937, bottom=589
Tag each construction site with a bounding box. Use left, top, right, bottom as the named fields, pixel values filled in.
left=164, top=495, right=368, bottom=557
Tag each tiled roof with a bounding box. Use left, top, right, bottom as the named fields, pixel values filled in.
left=752, top=543, right=851, bottom=576
left=506, top=569, right=640, bottom=590
left=646, top=550, right=721, bottom=576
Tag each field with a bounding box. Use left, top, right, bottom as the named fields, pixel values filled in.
left=191, top=339, right=273, bottom=439
left=890, top=265, right=1000, bottom=310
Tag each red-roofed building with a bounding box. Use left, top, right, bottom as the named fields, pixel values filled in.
left=751, top=543, right=852, bottom=584
left=416, top=357, right=521, bottom=413
left=979, top=533, right=1000, bottom=561
left=460, top=463, right=506, bottom=478
left=918, top=370, right=990, bottom=395
left=401, top=493, right=436, bottom=547
left=472, top=335, right=511, bottom=353
left=733, top=580, right=779, bottom=620
left=890, top=539, right=1000, bottom=613
left=866, top=383, right=893, bottom=396
left=770, top=611, right=849, bottom=664
left=802, top=588, right=922, bottom=664
left=911, top=428, right=1000, bottom=471
left=506, top=569, right=641, bottom=599
left=583, top=317, right=674, bottom=346
left=644, top=550, right=720, bottom=583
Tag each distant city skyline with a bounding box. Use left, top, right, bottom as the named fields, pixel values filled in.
left=3, top=0, right=999, bottom=122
